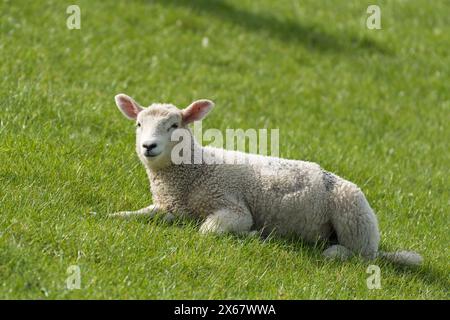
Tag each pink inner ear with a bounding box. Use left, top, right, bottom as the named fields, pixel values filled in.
left=182, top=100, right=213, bottom=124
left=115, top=94, right=142, bottom=120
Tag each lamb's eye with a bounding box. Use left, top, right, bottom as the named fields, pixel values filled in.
left=168, top=123, right=178, bottom=131
left=136, top=122, right=141, bottom=127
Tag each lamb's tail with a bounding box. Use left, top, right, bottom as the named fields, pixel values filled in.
left=379, top=250, right=423, bottom=266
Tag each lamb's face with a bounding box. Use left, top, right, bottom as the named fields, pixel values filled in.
left=135, top=104, right=182, bottom=167
left=115, top=93, right=214, bottom=170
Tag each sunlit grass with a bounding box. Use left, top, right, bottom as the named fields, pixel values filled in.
left=0, top=0, right=448, bottom=299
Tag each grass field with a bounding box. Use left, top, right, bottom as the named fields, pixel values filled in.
left=1, top=0, right=449, bottom=299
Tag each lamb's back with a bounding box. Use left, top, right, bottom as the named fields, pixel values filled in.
left=205, top=147, right=334, bottom=239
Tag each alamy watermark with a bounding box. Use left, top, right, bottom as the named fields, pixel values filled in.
left=66, top=265, right=81, bottom=290
left=66, top=5, right=81, bottom=30
left=170, top=121, right=279, bottom=165
left=366, top=265, right=381, bottom=289
left=66, top=5, right=381, bottom=31
left=366, top=5, right=381, bottom=30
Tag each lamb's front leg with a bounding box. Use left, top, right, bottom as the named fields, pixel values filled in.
left=108, top=204, right=174, bottom=221
left=199, top=207, right=254, bottom=235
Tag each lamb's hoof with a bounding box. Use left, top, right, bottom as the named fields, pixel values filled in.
left=323, top=245, right=352, bottom=261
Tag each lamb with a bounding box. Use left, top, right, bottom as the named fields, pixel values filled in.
left=109, top=93, right=423, bottom=266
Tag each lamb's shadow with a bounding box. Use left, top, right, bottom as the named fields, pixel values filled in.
left=152, top=0, right=389, bottom=55
left=233, top=232, right=448, bottom=294
left=282, top=236, right=448, bottom=294
left=132, top=216, right=447, bottom=294
left=374, top=251, right=449, bottom=294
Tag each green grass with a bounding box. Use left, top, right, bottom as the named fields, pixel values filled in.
left=1, top=0, right=449, bottom=299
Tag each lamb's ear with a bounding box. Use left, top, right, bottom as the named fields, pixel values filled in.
left=182, top=99, right=215, bottom=124
left=115, top=94, right=143, bottom=120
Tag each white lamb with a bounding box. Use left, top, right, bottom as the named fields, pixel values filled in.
left=110, top=93, right=423, bottom=266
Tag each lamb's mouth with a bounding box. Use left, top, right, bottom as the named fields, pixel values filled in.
left=144, top=151, right=161, bottom=158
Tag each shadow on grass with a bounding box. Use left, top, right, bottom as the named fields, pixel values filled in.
left=211, top=226, right=449, bottom=293
left=152, top=0, right=390, bottom=55
left=104, top=215, right=447, bottom=295
left=386, top=263, right=449, bottom=294
left=279, top=237, right=449, bottom=294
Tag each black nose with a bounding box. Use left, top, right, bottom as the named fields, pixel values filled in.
left=142, top=142, right=157, bottom=151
